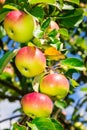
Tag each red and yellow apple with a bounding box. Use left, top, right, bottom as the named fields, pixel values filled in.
left=0, top=0, right=5, bottom=4
left=15, top=46, right=46, bottom=77
left=21, top=92, right=53, bottom=117
left=4, top=10, right=35, bottom=43
left=40, top=73, right=69, bottom=99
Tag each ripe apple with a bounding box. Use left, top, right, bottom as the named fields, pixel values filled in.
left=4, top=10, right=35, bottom=43
left=40, top=73, right=69, bottom=99
left=21, top=92, right=53, bottom=117
left=15, top=46, right=46, bottom=77
left=0, top=0, right=5, bottom=4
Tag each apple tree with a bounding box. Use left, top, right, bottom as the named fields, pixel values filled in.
left=0, top=0, right=87, bottom=130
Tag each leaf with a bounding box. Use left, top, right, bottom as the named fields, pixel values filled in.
left=41, top=18, right=51, bottom=31
left=27, top=117, right=64, bottom=130
left=30, top=6, right=44, bottom=19
left=0, top=49, right=18, bottom=74
left=54, top=100, right=67, bottom=109
left=3, top=4, right=19, bottom=10
left=0, top=26, right=6, bottom=38
left=12, top=122, right=27, bottom=130
left=60, top=58, right=86, bottom=71
left=80, top=84, right=87, bottom=92
left=69, top=78, right=79, bottom=88
left=0, top=8, right=9, bottom=23
left=62, top=4, right=74, bottom=10
left=58, top=8, right=83, bottom=28
left=28, top=0, right=56, bottom=5
left=58, top=28, right=69, bottom=38
left=65, top=0, right=80, bottom=5
left=44, top=47, right=65, bottom=61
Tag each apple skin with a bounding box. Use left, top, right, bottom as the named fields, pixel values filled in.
left=15, top=46, right=46, bottom=77
left=21, top=92, right=53, bottom=117
left=0, top=0, right=5, bottom=4
left=40, top=73, right=69, bottom=99
left=4, top=10, right=35, bottom=43
left=48, top=21, right=60, bottom=38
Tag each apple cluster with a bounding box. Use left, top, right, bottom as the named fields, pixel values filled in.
left=4, top=10, right=70, bottom=118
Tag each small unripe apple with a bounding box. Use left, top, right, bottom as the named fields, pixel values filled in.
left=0, top=0, right=5, bottom=4
left=48, top=21, right=60, bottom=38
left=4, top=10, right=35, bottom=43
left=15, top=46, right=46, bottom=77
left=40, top=73, right=69, bottom=99
left=21, top=92, right=53, bottom=117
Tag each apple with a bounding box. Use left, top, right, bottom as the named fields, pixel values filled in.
left=48, top=20, right=60, bottom=38
left=3, top=63, right=14, bottom=76
left=15, top=46, right=46, bottom=77
left=4, top=10, right=35, bottom=43
left=29, top=0, right=56, bottom=4
left=0, top=0, right=5, bottom=4
left=40, top=73, right=69, bottom=99
left=21, top=92, right=53, bottom=117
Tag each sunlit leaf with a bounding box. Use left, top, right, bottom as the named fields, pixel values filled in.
left=54, top=100, right=67, bottom=109
left=69, top=78, right=79, bottom=88
left=0, top=49, right=18, bottom=74
left=28, top=0, right=56, bottom=4
left=44, top=47, right=65, bottom=61
left=58, top=28, right=69, bottom=38
left=27, top=117, right=64, bottom=130
left=80, top=83, right=87, bottom=92
left=60, top=58, right=86, bottom=71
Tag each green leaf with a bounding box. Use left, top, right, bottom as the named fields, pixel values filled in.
left=3, top=4, right=19, bottom=10
left=0, top=49, right=18, bottom=74
left=51, top=118, right=64, bottom=130
left=54, top=100, right=67, bottom=109
left=0, top=8, right=9, bottom=23
left=58, top=28, right=69, bottom=38
left=57, top=8, right=83, bottom=28
left=28, top=117, right=64, bottom=130
left=80, top=84, right=87, bottom=92
left=28, top=0, right=56, bottom=5
left=41, top=18, right=51, bottom=31
left=69, top=78, right=79, bottom=88
left=12, top=122, right=27, bottom=130
left=60, top=58, right=86, bottom=71
left=65, top=0, right=80, bottom=5
left=0, top=26, right=6, bottom=38
left=30, top=6, right=44, bottom=19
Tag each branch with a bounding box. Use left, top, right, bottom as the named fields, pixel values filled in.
left=0, top=78, right=24, bottom=96
left=0, top=92, right=21, bottom=101
left=0, top=114, right=23, bottom=123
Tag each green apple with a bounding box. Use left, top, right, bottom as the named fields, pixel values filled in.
left=40, top=73, right=69, bottom=99
left=21, top=92, right=53, bottom=117
left=15, top=46, right=46, bottom=77
left=29, top=0, right=56, bottom=4
left=4, top=10, right=35, bottom=43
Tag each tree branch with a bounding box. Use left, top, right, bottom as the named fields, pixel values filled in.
left=0, top=114, right=23, bottom=123
left=0, top=78, right=24, bottom=96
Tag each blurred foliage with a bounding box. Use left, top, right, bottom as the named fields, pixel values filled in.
left=0, top=0, right=87, bottom=130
